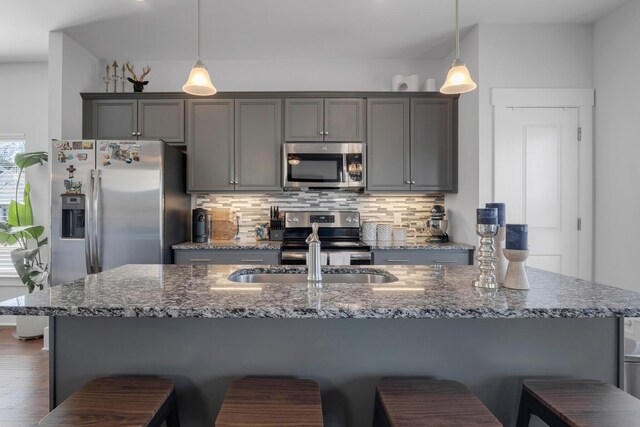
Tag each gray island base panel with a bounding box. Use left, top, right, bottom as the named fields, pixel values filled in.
left=1, top=265, right=638, bottom=426
left=52, top=317, right=619, bottom=427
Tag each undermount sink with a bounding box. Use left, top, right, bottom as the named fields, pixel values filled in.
left=228, top=269, right=398, bottom=284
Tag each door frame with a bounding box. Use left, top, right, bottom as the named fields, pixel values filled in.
left=491, top=88, right=594, bottom=280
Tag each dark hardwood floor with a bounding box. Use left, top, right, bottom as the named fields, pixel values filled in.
left=0, top=326, right=49, bottom=426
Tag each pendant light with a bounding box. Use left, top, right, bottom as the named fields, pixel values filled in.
left=440, top=0, right=477, bottom=95
left=182, top=0, right=216, bottom=96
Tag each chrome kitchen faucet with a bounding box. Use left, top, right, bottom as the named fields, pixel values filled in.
left=306, top=222, right=322, bottom=283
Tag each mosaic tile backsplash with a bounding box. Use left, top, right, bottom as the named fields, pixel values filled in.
left=195, top=192, right=444, bottom=239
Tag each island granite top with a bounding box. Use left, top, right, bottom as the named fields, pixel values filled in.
left=1, top=264, right=640, bottom=319
left=172, top=239, right=473, bottom=251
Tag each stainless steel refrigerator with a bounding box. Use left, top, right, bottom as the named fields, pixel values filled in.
left=50, top=140, right=189, bottom=285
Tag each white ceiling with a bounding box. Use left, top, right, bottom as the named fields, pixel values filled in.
left=0, top=0, right=628, bottom=62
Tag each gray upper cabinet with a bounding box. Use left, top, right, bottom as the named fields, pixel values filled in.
left=90, top=99, right=184, bottom=143
left=367, top=98, right=410, bottom=191
left=324, top=98, right=365, bottom=142
left=284, top=98, right=324, bottom=141
left=187, top=99, right=235, bottom=192
left=235, top=99, right=282, bottom=191
left=284, top=97, right=365, bottom=142
left=138, top=99, right=185, bottom=143
left=92, top=100, right=137, bottom=140
left=410, top=98, right=456, bottom=192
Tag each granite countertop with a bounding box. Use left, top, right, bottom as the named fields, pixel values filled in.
left=366, top=240, right=474, bottom=250
left=172, top=240, right=282, bottom=250
left=2, top=264, right=640, bottom=319
left=173, top=239, right=473, bottom=251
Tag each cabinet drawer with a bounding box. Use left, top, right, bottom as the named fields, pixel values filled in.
left=373, top=250, right=472, bottom=266
left=174, top=250, right=280, bottom=265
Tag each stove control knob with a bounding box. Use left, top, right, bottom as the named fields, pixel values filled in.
left=346, top=217, right=353, bottom=223
left=293, top=217, right=299, bottom=223
left=287, top=218, right=292, bottom=223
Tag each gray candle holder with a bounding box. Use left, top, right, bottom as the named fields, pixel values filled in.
left=473, top=223, right=500, bottom=289
left=503, top=249, right=530, bottom=290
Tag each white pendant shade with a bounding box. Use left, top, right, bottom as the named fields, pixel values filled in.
left=182, top=60, right=217, bottom=96
left=440, top=63, right=477, bottom=94
left=440, top=0, right=477, bottom=95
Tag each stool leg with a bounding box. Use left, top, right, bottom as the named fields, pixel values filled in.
left=166, top=404, right=180, bottom=427
left=515, top=391, right=532, bottom=427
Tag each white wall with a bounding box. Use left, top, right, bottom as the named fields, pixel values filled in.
left=49, top=32, right=100, bottom=140
left=593, top=0, right=640, bottom=290
left=442, top=26, right=480, bottom=246
left=99, top=58, right=444, bottom=92
left=0, top=62, right=49, bottom=324
left=444, top=24, right=594, bottom=247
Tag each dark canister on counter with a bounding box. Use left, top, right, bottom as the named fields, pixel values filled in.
left=192, top=208, right=209, bottom=243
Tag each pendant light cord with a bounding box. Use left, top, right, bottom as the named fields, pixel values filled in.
left=455, top=0, right=460, bottom=60
left=197, top=0, right=201, bottom=60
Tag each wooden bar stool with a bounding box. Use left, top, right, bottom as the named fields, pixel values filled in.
left=215, top=377, right=323, bottom=426
left=516, top=379, right=640, bottom=427
left=39, top=377, right=179, bottom=427
left=373, top=377, right=502, bottom=427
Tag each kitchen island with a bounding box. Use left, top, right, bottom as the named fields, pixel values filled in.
left=2, top=264, right=639, bottom=426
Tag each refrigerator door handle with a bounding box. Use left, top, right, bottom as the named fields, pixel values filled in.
left=92, top=169, right=102, bottom=273
left=84, top=170, right=94, bottom=274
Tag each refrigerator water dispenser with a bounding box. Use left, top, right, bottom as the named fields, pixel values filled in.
left=61, top=194, right=85, bottom=238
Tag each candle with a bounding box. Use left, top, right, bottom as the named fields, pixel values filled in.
left=486, top=203, right=506, bottom=226
left=476, top=208, right=498, bottom=224
left=506, top=224, right=528, bottom=250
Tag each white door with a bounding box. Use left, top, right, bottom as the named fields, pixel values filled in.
left=495, top=107, right=580, bottom=276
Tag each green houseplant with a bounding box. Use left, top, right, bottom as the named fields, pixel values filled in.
left=0, top=151, right=48, bottom=293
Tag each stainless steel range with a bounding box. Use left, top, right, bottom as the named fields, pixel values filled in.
left=281, top=211, right=372, bottom=265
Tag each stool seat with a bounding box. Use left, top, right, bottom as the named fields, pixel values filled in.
left=517, top=379, right=640, bottom=427
left=215, top=377, right=323, bottom=427
left=374, top=377, right=501, bottom=427
left=39, top=377, right=179, bottom=427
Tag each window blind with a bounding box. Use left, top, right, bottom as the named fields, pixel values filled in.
left=0, top=136, right=26, bottom=276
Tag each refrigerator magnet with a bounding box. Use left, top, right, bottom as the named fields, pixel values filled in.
left=72, top=141, right=83, bottom=150
left=76, top=154, right=87, bottom=161
left=57, top=151, right=66, bottom=162
left=83, top=141, right=94, bottom=150
left=59, top=141, right=72, bottom=150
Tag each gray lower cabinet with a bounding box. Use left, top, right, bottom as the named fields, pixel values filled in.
left=284, top=98, right=365, bottom=142
left=411, top=98, right=456, bottom=192
left=89, top=99, right=185, bottom=143
left=367, top=98, right=410, bottom=191
left=187, top=99, right=235, bottom=192
left=174, top=250, right=280, bottom=265
left=372, top=250, right=472, bottom=265
left=92, top=99, right=137, bottom=140
left=235, top=99, right=282, bottom=191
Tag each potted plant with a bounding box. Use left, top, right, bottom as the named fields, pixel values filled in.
left=0, top=151, right=48, bottom=338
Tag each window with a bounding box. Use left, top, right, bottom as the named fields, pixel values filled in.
left=0, top=135, right=26, bottom=276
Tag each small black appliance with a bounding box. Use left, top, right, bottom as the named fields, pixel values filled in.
left=192, top=208, right=209, bottom=243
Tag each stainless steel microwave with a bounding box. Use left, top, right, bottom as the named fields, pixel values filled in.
left=283, top=142, right=365, bottom=190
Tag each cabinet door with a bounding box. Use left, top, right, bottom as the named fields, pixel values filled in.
left=174, top=250, right=280, bottom=265
left=284, top=98, right=324, bottom=141
left=372, top=250, right=472, bottom=265
left=324, top=98, right=365, bottom=142
left=138, top=99, right=185, bottom=143
left=92, top=100, right=137, bottom=139
left=235, top=99, right=282, bottom=192
left=366, top=98, right=411, bottom=191
left=187, top=100, right=235, bottom=192
left=410, top=98, right=456, bottom=192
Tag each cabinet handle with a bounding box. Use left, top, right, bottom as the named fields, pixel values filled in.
left=324, top=131, right=329, bottom=136
left=189, top=259, right=212, bottom=262
left=411, top=180, right=416, bottom=185
left=229, top=181, right=235, bottom=185
left=240, top=260, right=264, bottom=263
left=405, top=180, right=411, bottom=184
left=131, top=131, right=137, bottom=136
left=137, top=131, right=142, bottom=136
left=234, top=181, right=239, bottom=185
left=385, top=259, right=410, bottom=263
